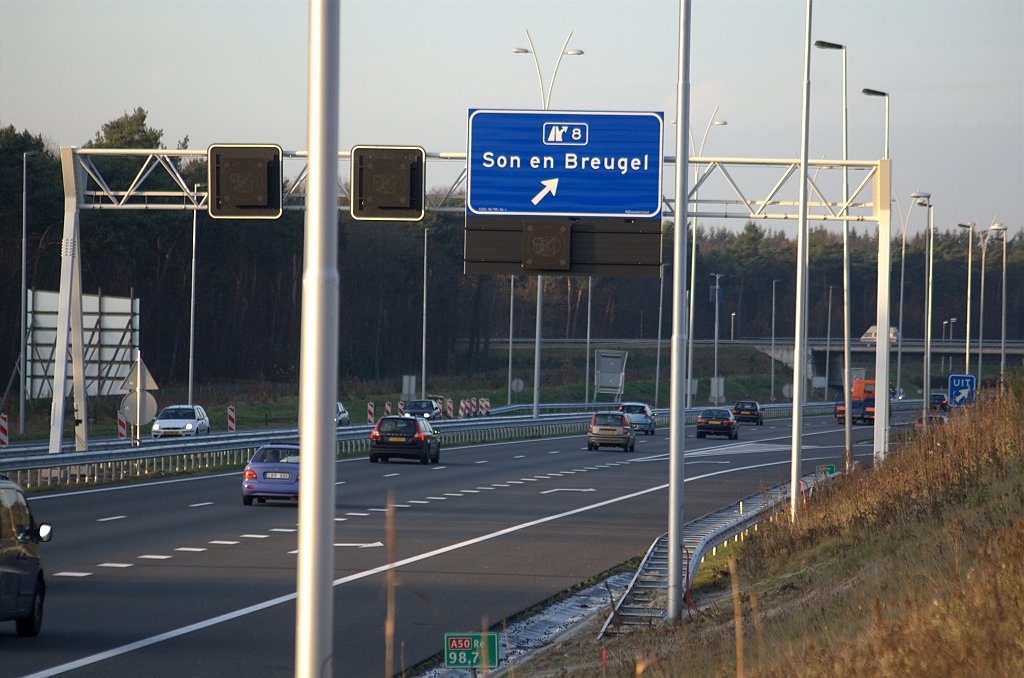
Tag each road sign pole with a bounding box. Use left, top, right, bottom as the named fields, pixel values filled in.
left=508, top=275, right=514, bottom=407
left=295, top=1, right=339, bottom=677
left=667, top=0, right=691, bottom=624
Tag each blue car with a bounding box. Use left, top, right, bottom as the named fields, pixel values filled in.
left=242, top=445, right=300, bottom=505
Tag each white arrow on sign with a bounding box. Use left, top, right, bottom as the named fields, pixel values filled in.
left=333, top=542, right=384, bottom=548
left=540, top=488, right=595, bottom=494
left=957, top=388, right=970, bottom=402
left=530, top=178, right=559, bottom=205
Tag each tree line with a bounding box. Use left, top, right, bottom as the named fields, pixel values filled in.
left=1, top=109, right=1021, bottom=396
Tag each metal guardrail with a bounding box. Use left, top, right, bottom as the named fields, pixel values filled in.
left=598, top=469, right=831, bottom=637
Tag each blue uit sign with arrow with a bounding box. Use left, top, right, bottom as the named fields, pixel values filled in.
left=948, top=374, right=976, bottom=407
left=467, top=110, right=663, bottom=218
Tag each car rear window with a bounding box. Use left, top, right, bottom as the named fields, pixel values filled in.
left=621, top=405, right=646, bottom=414
left=701, top=410, right=731, bottom=418
left=378, top=418, right=417, bottom=434
left=158, top=407, right=195, bottom=420
left=593, top=414, right=623, bottom=426
left=736, top=402, right=756, bottom=409
left=408, top=401, right=434, bottom=409
left=253, top=447, right=300, bottom=464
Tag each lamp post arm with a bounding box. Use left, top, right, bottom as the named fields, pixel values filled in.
left=544, top=31, right=574, bottom=111
left=523, top=30, right=547, bottom=109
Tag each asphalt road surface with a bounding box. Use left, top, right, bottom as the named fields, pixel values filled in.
left=4, top=414, right=890, bottom=678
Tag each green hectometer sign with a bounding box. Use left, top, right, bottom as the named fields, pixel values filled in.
left=816, top=464, right=837, bottom=476
left=444, top=632, right=498, bottom=669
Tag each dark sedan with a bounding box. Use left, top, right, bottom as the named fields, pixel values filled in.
left=370, top=416, right=440, bottom=464
left=696, top=409, right=739, bottom=440
left=403, top=399, right=442, bottom=420
left=242, top=445, right=300, bottom=505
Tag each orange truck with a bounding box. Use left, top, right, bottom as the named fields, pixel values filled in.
left=834, top=379, right=876, bottom=425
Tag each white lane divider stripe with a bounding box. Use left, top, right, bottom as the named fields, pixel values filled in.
left=541, top=488, right=596, bottom=494
left=137, top=555, right=172, bottom=560
left=345, top=512, right=370, bottom=516
left=175, top=548, right=207, bottom=552
left=209, top=541, right=239, bottom=545
left=240, top=534, right=268, bottom=539
left=383, top=473, right=400, bottom=477
left=492, top=484, right=510, bottom=487
left=407, top=500, right=429, bottom=504
left=513, top=455, right=525, bottom=459
left=334, top=481, right=346, bottom=485
left=460, top=490, right=479, bottom=493
left=97, top=563, right=133, bottom=568
left=333, top=542, right=383, bottom=548
left=26, top=458, right=801, bottom=677
left=549, top=450, right=560, bottom=454
left=431, top=466, right=448, bottom=470
left=426, top=496, right=446, bottom=500
left=189, top=502, right=214, bottom=508
left=333, top=518, right=347, bottom=522
left=506, top=481, right=524, bottom=484
left=96, top=515, right=126, bottom=522
left=443, top=493, right=464, bottom=497
left=475, top=460, right=489, bottom=464
left=475, top=486, right=495, bottom=490
left=270, top=528, right=297, bottom=533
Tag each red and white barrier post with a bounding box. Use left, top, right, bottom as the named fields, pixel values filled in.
left=480, top=398, right=490, bottom=415
left=0, top=414, right=8, bottom=447
left=470, top=397, right=478, bottom=416
left=457, top=400, right=466, bottom=419
left=384, top=402, right=392, bottom=416
left=446, top=398, right=454, bottom=418
left=397, top=401, right=405, bottom=416
left=117, top=411, right=127, bottom=440
left=227, top=406, right=236, bottom=432
left=367, top=402, right=375, bottom=425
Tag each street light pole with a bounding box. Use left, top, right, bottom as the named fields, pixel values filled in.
left=421, top=227, right=429, bottom=399
left=507, top=275, right=514, bottom=406
left=686, top=111, right=727, bottom=408
left=730, top=312, right=735, bottom=341
left=825, top=285, right=833, bottom=402
left=917, top=196, right=934, bottom=426
left=771, top=279, right=779, bottom=403
left=977, top=224, right=1000, bottom=383
left=513, top=30, right=583, bottom=419
left=862, top=89, right=890, bottom=160
left=586, top=276, right=592, bottom=403
left=20, top=150, right=42, bottom=436
left=896, top=201, right=917, bottom=397
left=711, top=273, right=723, bottom=403
left=655, top=269, right=664, bottom=407
left=188, top=183, right=203, bottom=406
left=998, top=225, right=1008, bottom=388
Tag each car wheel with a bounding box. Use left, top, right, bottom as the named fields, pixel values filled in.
left=420, top=453, right=429, bottom=465
left=733, top=429, right=739, bottom=440
left=696, top=432, right=705, bottom=439
left=370, top=454, right=379, bottom=463
left=243, top=495, right=254, bottom=506
left=629, top=440, right=635, bottom=452
left=257, top=497, right=266, bottom=504
left=432, top=450, right=440, bottom=464
left=15, top=580, right=44, bottom=637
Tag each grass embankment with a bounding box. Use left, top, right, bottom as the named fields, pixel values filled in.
left=9, top=345, right=791, bottom=441
left=516, top=378, right=1024, bottom=677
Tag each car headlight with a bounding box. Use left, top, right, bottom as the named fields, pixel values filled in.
left=424, top=413, right=430, bottom=418
left=185, top=423, right=193, bottom=430
left=152, top=423, right=160, bottom=430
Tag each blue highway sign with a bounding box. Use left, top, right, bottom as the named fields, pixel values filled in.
left=948, top=374, right=976, bottom=407
left=467, top=110, right=664, bottom=218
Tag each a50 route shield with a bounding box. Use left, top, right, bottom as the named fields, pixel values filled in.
left=467, top=110, right=664, bottom=218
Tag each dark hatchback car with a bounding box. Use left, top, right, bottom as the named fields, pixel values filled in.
left=1, top=475, right=53, bottom=636
left=696, top=409, right=739, bottom=440
left=731, top=401, right=764, bottom=425
left=403, top=399, right=442, bottom=420
left=929, top=393, right=950, bottom=411
left=242, top=445, right=300, bottom=505
left=370, top=416, right=441, bottom=464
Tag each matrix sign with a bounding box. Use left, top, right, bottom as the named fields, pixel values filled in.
left=444, top=633, right=498, bottom=669
left=466, top=110, right=663, bottom=218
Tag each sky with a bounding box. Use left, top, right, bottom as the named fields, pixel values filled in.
left=2, top=0, right=1021, bottom=237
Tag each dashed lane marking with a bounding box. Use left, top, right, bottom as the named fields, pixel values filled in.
left=138, top=555, right=172, bottom=560
left=346, top=512, right=370, bottom=517
left=383, top=473, right=400, bottom=477
left=189, top=502, right=214, bottom=508
left=53, top=572, right=91, bottom=577
left=209, top=541, right=239, bottom=545
left=431, top=466, right=448, bottom=470
left=513, top=455, right=526, bottom=459
left=426, top=496, right=446, bottom=500
left=97, top=515, right=127, bottom=522
left=98, top=563, right=133, bottom=568
left=475, top=460, right=489, bottom=464
left=175, top=547, right=207, bottom=552
left=407, top=500, right=429, bottom=504
left=270, top=528, right=297, bottom=533
left=240, top=534, right=269, bottom=539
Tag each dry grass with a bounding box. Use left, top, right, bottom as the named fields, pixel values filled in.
left=514, top=378, right=1024, bottom=678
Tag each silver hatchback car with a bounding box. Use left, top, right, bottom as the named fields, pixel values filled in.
left=587, top=411, right=636, bottom=452
left=151, top=405, right=211, bottom=438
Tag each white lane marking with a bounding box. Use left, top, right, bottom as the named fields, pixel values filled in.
left=549, top=451, right=560, bottom=454
left=584, top=467, right=600, bottom=470
left=460, top=490, right=480, bottom=493
left=288, top=550, right=298, bottom=555
left=334, top=542, right=383, bottom=548
left=407, top=500, right=429, bottom=504
left=368, top=508, right=388, bottom=512
left=475, top=486, right=496, bottom=490
left=520, top=478, right=538, bottom=482
left=475, top=460, right=489, bottom=464
left=432, top=466, right=448, bottom=470
left=688, top=461, right=731, bottom=465
left=383, top=473, right=400, bottom=477
left=333, top=518, right=347, bottom=522
left=548, top=473, right=564, bottom=477
left=335, top=481, right=346, bottom=485
left=25, top=459, right=803, bottom=678
left=175, top=547, right=207, bottom=552
left=209, top=540, right=239, bottom=545
left=573, top=469, right=588, bottom=472
left=189, top=502, right=214, bottom=508
left=97, top=515, right=127, bottom=522
left=513, top=455, right=526, bottom=459
left=426, top=496, right=446, bottom=500
left=240, top=534, right=268, bottom=539
left=541, top=488, right=596, bottom=494
left=138, top=555, right=172, bottom=560
left=443, top=493, right=464, bottom=497
left=579, top=447, right=589, bottom=450
left=560, top=471, right=575, bottom=474
left=492, top=484, right=510, bottom=488
left=270, top=528, right=297, bottom=533
left=506, top=481, right=524, bottom=484
left=346, top=512, right=370, bottom=517
left=97, top=563, right=133, bottom=568
left=534, top=476, right=551, bottom=479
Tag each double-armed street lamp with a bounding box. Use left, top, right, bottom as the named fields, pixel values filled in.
left=513, top=31, right=583, bottom=417
left=957, top=221, right=977, bottom=374
left=20, top=150, right=43, bottom=435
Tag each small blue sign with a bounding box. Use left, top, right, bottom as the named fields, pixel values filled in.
left=467, top=110, right=664, bottom=218
left=709, top=286, right=723, bottom=303
left=948, top=374, right=976, bottom=407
